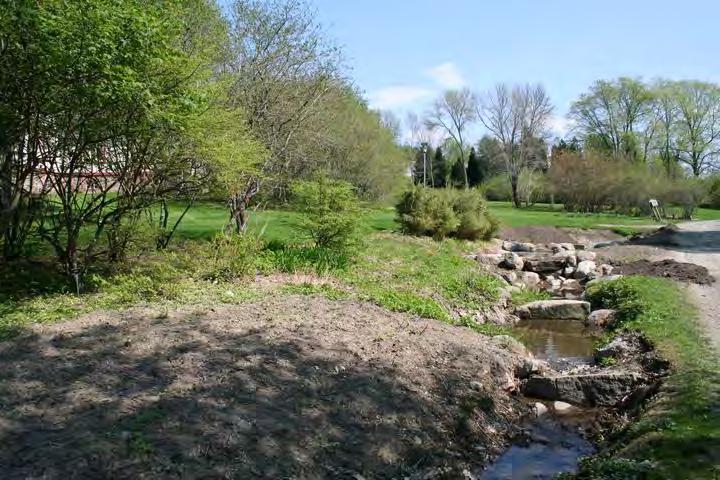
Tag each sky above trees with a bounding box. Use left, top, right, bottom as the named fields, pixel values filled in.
left=310, top=0, right=720, bottom=138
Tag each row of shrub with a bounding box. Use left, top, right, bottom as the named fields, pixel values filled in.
left=548, top=153, right=706, bottom=218
left=395, top=187, right=499, bottom=240
left=481, top=154, right=717, bottom=219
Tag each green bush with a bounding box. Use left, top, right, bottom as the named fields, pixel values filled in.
left=291, top=176, right=362, bottom=251
left=481, top=174, right=512, bottom=201
left=451, top=189, right=500, bottom=240
left=703, top=174, right=720, bottom=208
left=395, top=187, right=498, bottom=240
left=203, top=233, right=264, bottom=281
left=395, top=187, right=459, bottom=239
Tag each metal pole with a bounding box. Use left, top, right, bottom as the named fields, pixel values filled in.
left=422, top=144, right=428, bottom=186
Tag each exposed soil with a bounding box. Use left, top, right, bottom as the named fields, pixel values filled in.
left=612, top=258, right=715, bottom=285
left=0, top=295, right=528, bottom=479
left=499, top=226, right=622, bottom=246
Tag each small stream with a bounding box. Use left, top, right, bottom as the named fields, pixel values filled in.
left=479, top=319, right=600, bottom=479
left=479, top=410, right=596, bottom=479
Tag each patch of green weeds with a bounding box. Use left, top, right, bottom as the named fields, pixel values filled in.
left=281, top=282, right=348, bottom=300
left=509, top=288, right=551, bottom=306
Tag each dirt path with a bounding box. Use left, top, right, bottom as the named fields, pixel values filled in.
left=634, top=220, right=720, bottom=351
left=0, top=296, right=526, bottom=479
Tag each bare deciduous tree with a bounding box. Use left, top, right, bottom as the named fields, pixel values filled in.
left=425, top=88, right=477, bottom=188
left=478, top=83, right=553, bottom=207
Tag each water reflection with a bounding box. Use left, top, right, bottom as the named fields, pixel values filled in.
left=478, top=413, right=595, bottom=480
left=515, top=319, right=596, bottom=365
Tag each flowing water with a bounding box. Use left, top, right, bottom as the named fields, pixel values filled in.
left=478, top=411, right=596, bottom=479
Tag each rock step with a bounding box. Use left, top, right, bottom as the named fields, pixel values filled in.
left=522, top=371, right=643, bottom=407
left=515, top=300, right=591, bottom=320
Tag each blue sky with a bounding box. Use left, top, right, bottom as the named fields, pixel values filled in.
left=312, top=0, right=720, bottom=138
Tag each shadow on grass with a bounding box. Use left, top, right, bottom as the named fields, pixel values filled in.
left=0, top=310, right=508, bottom=479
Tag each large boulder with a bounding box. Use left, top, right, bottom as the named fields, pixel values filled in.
left=523, top=255, right=567, bottom=273
left=477, top=253, right=504, bottom=266
left=500, top=252, right=524, bottom=270
left=522, top=370, right=643, bottom=407
left=559, top=279, right=583, bottom=298
left=586, top=309, right=617, bottom=327
left=520, top=271, right=541, bottom=288
left=574, top=260, right=597, bottom=279
left=576, top=251, right=597, bottom=262
left=595, top=335, right=643, bottom=361
left=515, top=300, right=591, bottom=320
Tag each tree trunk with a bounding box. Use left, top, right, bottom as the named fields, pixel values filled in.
left=510, top=174, right=521, bottom=208
left=228, top=194, right=251, bottom=234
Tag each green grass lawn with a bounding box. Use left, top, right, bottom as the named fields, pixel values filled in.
left=170, top=202, right=397, bottom=242
left=171, top=201, right=720, bottom=243
left=487, top=201, right=661, bottom=229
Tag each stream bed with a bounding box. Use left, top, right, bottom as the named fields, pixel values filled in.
left=478, top=410, right=596, bottom=479
left=479, top=319, right=600, bottom=478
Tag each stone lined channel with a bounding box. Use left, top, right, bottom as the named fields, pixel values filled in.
left=478, top=324, right=599, bottom=479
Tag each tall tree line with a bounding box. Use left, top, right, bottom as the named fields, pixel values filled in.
left=569, top=77, right=720, bottom=176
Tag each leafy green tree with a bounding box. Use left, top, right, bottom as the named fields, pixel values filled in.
left=301, top=86, right=409, bottom=200
left=0, top=0, right=224, bottom=286
left=226, top=0, right=343, bottom=231
left=432, top=146, right=449, bottom=188
left=569, top=78, right=654, bottom=161
left=466, top=147, right=484, bottom=187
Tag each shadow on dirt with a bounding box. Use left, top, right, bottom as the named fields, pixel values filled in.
left=629, top=225, right=720, bottom=254
left=0, top=310, right=515, bottom=479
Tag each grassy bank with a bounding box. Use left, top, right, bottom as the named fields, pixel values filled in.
left=0, top=214, right=507, bottom=340
left=578, top=277, right=720, bottom=479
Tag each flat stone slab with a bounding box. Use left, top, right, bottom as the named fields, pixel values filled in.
left=522, top=370, right=643, bottom=407
left=515, top=300, right=591, bottom=320
left=522, top=255, right=568, bottom=273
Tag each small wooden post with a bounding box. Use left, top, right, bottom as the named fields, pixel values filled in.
left=649, top=199, right=662, bottom=222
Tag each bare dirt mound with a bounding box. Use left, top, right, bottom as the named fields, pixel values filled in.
left=613, top=259, right=715, bottom=285
left=500, top=226, right=622, bottom=246
left=0, top=296, right=525, bottom=479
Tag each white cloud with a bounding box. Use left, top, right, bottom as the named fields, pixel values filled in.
left=548, top=115, right=576, bottom=137
left=425, top=62, right=466, bottom=89
left=367, top=85, right=433, bottom=109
